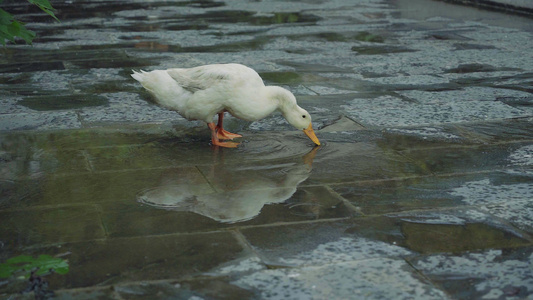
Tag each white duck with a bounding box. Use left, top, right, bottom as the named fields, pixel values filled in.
left=131, top=63, right=320, bottom=148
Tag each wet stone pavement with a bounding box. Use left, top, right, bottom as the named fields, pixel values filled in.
left=1, top=0, right=533, bottom=299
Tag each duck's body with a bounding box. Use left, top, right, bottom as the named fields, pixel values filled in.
left=132, top=63, right=319, bottom=147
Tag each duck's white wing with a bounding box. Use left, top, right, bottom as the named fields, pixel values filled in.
left=166, top=64, right=263, bottom=93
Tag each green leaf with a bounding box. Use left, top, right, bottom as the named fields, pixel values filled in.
left=0, top=7, right=13, bottom=24
left=0, top=8, right=14, bottom=33
left=27, top=0, right=59, bottom=22
left=0, top=24, right=15, bottom=41
left=6, top=19, right=35, bottom=44
left=1, top=0, right=59, bottom=45
left=0, top=8, right=35, bottom=45
left=16, top=22, right=36, bottom=44
left=31, top=255, right=69, bottom=275
left=0, top=254, right=69, bottom=278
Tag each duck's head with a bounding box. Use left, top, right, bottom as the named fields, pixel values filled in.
left=271, top=87, right=320, bottom=146
left=284, top=106, right=321, bottom=146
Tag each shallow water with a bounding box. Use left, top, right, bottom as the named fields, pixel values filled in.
left=137, top=146, right=318, bottom=223
left=1, top=0, right=533, bottom=298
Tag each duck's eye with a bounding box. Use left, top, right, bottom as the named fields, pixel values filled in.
left=302, top=115, right=306, bottom=118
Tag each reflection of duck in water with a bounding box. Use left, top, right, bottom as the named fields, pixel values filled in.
left=137, top=147, right=319, bottom=223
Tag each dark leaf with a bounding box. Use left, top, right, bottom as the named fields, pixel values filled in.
left=27, top=0, right=60, bottom=22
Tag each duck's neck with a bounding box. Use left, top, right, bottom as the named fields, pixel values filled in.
left=265, top=86, right=297, bottom=114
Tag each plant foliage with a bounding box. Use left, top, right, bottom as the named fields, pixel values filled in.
left=0, top=0, right=59, bottom=46
left=0, top=254, right=69, bottom=278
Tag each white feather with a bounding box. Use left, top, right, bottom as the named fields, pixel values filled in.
left=131, top=63, right=313, bottom=129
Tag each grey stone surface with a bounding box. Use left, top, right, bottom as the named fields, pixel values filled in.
left=411, top=248, right=533, bottom=299
left=0, top=111, right=82, bottom=130
left=233, top=258, right=448, bottom=300
left=1, top=0, right=532, bottom=299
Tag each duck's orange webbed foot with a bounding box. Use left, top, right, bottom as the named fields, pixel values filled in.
left=215, top=112, right=242, bottom=140
left=212, top=139, right=240, bottom=148
left=208, top=123, right=240, bottom=148
left=216, top=127, right=242, bottom=140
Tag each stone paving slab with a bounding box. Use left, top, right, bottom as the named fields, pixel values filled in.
left=233, top=258, right=448, bottom=300
left=1, top=0, right=533, bottom=299
left=0, top=205, right=106, bottom=248
left=0, top=231, right=247, bottom=294
left=410, top=247, right=533, bottom=299
left=2, top=123, right=530, bottom=299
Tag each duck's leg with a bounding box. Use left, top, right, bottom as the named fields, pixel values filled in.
left=216, top=112, right=242, bottom=140
left=208, top=123, right=239, bottom=148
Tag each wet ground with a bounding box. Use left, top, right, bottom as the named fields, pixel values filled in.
left=1, top=0, right=533, bottom=299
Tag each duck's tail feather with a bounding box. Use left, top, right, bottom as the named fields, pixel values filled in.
left=131, top=69, right=147, bottom=83
left=131, top=69, right=158, bottom=94
left=130, top=69, right=189, bottom=111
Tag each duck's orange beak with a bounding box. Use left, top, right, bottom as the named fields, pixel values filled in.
left=303, top=123, right=320, bottom=146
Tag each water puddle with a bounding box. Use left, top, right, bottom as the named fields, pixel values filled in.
left=177, top=11, right=320, bottom=26
left=18, top=95, right=108, bottom=111
left=351, top=45, right=416, bottom=55
left=402, top=222, right=530, bottom=253
left=258, top=71, right=302, bottom=85
left=444, top=63, right=521, bottom=73
left=137, top=146, right=319, bottom=223
left=0, top=73, right=32, bottom=84
left=0, top=62, right=65, bottom=73
left=37, top=1, right=224, bottom=22
left=288, top=31, right=385, bottom=43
